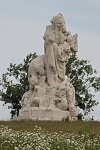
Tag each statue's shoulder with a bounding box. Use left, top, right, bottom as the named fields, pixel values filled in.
left=46, top=25, right=51, bottom=29
left=44, top=25, right=54, bottom=39
left=45, top=25, right=54, bottom=31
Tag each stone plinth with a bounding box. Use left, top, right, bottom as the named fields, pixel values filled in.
left=30, top=108, right=70, bottom=121
left=14, top=108, right=70, bottom=121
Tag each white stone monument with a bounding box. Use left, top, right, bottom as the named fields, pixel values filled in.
left=15, top=13, right=78, bottom=121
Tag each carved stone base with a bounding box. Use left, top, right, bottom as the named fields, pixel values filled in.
left=13, top=108, right=71, bottom=121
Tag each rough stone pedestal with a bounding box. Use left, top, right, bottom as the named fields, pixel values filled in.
left=13, top=108, right=70, bottom=121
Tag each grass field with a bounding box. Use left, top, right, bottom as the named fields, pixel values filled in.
left=0, top=120, right=100, bottom=150
left=0, top=120, right=100, bottom=135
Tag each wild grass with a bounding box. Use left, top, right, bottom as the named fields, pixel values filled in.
left=0, top=120, right=100, bottom=150
left=0, top=120, right=100, bottom=135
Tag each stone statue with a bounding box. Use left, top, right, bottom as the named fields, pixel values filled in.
left=43, top=13, right=68, bottom=85
left=15, top=13, right=78, bottom=121
left=43, top=13, right=78, bottom=85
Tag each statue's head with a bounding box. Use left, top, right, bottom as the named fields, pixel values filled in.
left=51, top=13, right=67, bottom=33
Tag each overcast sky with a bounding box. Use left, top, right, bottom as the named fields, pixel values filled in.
left=0, top=0, right=100, bottom=120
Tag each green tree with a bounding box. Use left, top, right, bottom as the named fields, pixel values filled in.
left=66, top=54, right=100, bottom=115
left=0, top=53, right=37, bottom=118
left=0, top=53, right=100, bottom=118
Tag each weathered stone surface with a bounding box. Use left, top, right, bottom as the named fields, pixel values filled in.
left=16, top=13, right=78, bottom=121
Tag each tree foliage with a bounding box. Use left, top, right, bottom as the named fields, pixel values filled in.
left=66, top=54, right=100, bottom=115
left=0, top=53, right=37, bottom=117
left=0, top=53, right=100, bottom=117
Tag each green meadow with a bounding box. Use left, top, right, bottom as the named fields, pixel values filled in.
left=0, top=120, right=100, bottom=150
